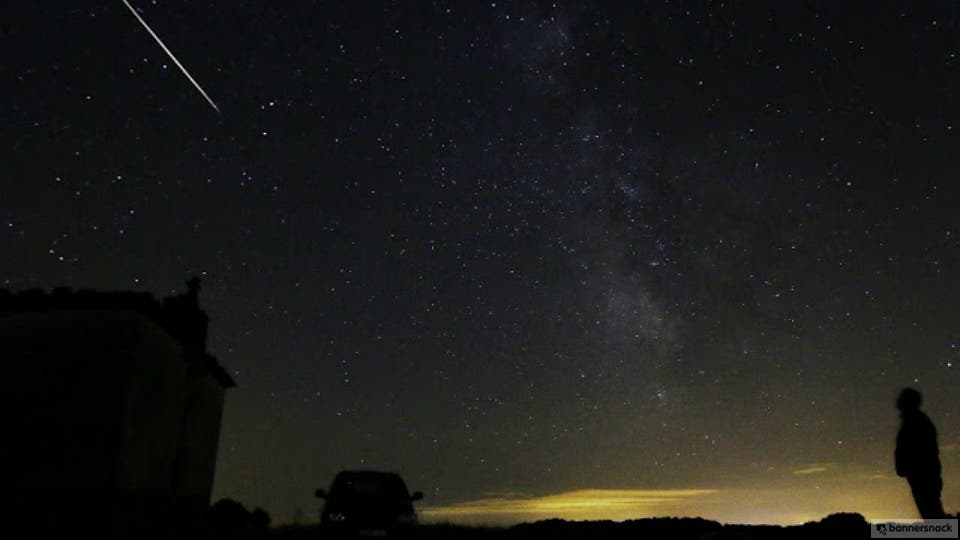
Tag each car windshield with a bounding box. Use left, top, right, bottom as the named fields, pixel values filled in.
left=331, top=474, right=409, bottom=499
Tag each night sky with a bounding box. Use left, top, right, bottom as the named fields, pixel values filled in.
left=4, top=1, right=958, bottom=526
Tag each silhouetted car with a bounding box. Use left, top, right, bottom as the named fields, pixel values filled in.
left=315, top=470, right=423, bottom=537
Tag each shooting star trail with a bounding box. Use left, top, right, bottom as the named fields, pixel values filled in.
left=121, top=0, right=220, bottom=114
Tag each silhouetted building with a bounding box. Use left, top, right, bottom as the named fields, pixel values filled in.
left=3, top=280, right=234, bottom=535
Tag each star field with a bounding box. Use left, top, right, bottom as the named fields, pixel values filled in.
left=3, top=1, right=958, bottom=525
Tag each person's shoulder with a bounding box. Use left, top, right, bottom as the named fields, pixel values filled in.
left=901, top=410, right=928, bottom=425
left=913, top=410, right=938, bottom=430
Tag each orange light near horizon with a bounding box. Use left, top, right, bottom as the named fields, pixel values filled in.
left=418, top=468, right=958, bottom=527
left=420, top=488, right=721, bottom=524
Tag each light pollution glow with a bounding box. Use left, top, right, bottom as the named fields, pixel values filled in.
left=419, top=459, right=958, bottom=526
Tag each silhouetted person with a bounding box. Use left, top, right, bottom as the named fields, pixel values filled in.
left=895, top=388, right=946, bottom=519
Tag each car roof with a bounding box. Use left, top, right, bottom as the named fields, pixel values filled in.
left=328, top=470, right=411, bottom=496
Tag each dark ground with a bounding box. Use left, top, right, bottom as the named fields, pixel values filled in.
left=25, top=511, right=956, bottom=539
left=240, top=513, right=875, bottom=540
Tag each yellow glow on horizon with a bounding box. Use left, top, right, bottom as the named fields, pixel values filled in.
left=420, top=488, right=720, bottom=523
left=418, top=466, right=958, bottom=527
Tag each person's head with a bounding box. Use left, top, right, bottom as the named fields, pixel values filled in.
left=897, top=388, right=922, bottom=412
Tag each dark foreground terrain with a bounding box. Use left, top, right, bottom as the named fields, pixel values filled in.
left=247, top=513, right=875, bottom=540
left=28, top=511, right=957, bottom=539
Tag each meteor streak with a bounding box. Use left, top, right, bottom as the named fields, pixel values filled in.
left=121, top=0, right=220, bottom=114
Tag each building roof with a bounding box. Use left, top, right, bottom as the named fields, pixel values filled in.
left=0, top=279, right=235, bottom=388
